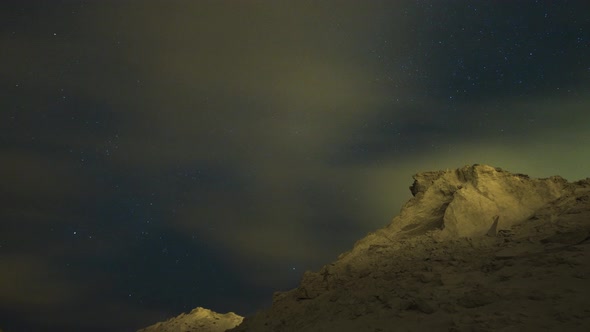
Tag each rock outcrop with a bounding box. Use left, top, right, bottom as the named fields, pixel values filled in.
left=137, top=307, right=243, bottom=332
left=230, top=164, right=590, bottom=331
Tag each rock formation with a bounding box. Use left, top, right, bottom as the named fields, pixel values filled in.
left=137, top=307, right=243, bottom=332
left=140, top=164, right=590, bottom=331
left=230, top=164, right=590, bottom=331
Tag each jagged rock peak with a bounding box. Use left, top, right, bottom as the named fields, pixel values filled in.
left=137, top=306, right=243, bottom=332
left=410, top=164, right=565, bottom=197
left=399, top=164, right=568, bottom=238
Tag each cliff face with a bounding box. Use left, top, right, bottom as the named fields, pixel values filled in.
left=137, top=307, right=243, bottom=332
left=395, top=164, right=566, bottom=238
left=231, top=164, right=590, bottom=332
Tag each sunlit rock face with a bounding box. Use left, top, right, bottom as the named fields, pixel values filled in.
left=407, top=164, right=567, bottom=238
left=231, top=164, right=590, bottom=332
left=137, top=307, right=243, bottom=332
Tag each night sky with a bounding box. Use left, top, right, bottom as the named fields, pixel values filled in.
left=1, top=1, right=589, bottom=331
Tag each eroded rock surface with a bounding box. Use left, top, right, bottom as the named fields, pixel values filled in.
left=137, top=307, right=243, bottom=332
left=231, top=164, right=590, bottom=332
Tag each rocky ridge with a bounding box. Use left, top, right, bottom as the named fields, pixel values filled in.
left=137, top=307, right=243, bottom=332
left=230, top=164, right=590, bottom=331
left=138, top=164, right=590, bottom=331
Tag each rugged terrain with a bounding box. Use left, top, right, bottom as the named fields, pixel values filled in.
left=140, top=165, right=590, bottom=332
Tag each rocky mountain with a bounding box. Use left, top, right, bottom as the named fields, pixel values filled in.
left=231, top=164, right=590, bottom=331
left=137, top=307, right=243, bottom=332
left=139, top=164, right=590, bottom=331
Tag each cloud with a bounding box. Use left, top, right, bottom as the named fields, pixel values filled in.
left=0, top=251, right=164, bottom=331
left=0, top=254, right=80, bottom=307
